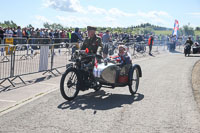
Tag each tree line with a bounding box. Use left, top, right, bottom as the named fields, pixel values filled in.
left=0, top=20, right=200, bottom=36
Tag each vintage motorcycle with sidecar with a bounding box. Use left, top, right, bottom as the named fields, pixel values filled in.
left=60, top=50, right=142, bottom=101
left=184, top=42, right=200, bottom=56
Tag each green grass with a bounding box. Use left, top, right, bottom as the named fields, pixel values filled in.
left=195, top=31, right=200, bottom=36
left=154, top=30, right=172, bottom=35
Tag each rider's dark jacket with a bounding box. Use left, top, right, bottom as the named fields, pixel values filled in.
left=81, top=35, right=103, bottom=54
left=185, top=39, right=193, bottom=46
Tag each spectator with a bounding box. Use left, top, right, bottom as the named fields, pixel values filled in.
left=102, top=30, right=110, bottom=43
left=40, top=29, right=44, bottom=38
left=102, top=30, right=111, bottom=58
left=171, top=35, right=177, bottom=51
left=5, top=27, right=13, bottom=37
left=54, top=30, right=59, bottom=38
left=0, top=27, right=5, bottom=43
left=71, top=27, right=83, bottom=54
left=17, top=26, right=22, bottom=37
left=12, top=27, right=17, bottom=37
left=148, top=35, right=154, bottom=55
left=22, top=28, right=28, bottom=38
left=36, top=28, right=40, bottom=38
left=49, top=30, right=54, bottom=39
left=61, top=30, right=66, bottom=38
left=67, top=29, right=72, bottom=40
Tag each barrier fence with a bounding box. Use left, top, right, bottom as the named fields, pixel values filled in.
left=0, top=42, right=71, bottom=87
left=0, top=37, right=188, bottom=87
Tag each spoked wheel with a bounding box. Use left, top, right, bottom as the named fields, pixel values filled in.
left=60, top=68, right=80, bottom=101
left=129, top=68, right=140, bottom=95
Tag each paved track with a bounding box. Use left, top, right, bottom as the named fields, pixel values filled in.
left=0, top=52, right=200, bottom=133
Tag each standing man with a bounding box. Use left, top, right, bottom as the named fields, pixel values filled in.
left=171, top=35, right=177, bottom=51
left=16, top=26, right=22, bottom=37
left=148, top=35, right=154, bottom=55
left=102, top=30, right=110, bottom=43
left=102, top=30, right=111, bottom=58
left=71, top=27, right=83, bottom=54
left=81, top=26, right=102, bottom=54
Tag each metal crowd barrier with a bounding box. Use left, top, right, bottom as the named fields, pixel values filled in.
left=0, top=42, right=71, bottom=87
left=0, top=44, right=15, bottom=86
left=28, top=38, right=51, bottom=45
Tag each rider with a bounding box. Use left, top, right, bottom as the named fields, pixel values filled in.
left=81, top=26, right=103, bottom=54
left=185, top=36, right=193, bottom=46
left=185, top=36, right=193, bottom=53
left=80, top=26, right=103, bottom=89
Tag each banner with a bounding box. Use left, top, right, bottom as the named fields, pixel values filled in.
left=5, top=38, right=13, bottom=55
left=39, top=46, right=49, bottom=72
left=172, top=19, right=179, bottom=39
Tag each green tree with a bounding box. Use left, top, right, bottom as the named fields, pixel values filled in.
left=180, top=25, right=194, bottom=36
left=0, top=20, right=17, bottom=28
left=43, top=22, right=64, bottom=30
left=195, top=27, right=200, bottom=31
left=27, top=24, right=33, bottom=28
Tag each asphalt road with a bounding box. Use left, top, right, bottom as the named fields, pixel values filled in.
left=0, top=52, right=200, bottom=133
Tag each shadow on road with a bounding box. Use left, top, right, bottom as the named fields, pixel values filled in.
left=169, top=50, right=182, bottom=54
left=57, top=90, right=144, bottom=111
left=0, top=74, right=60, bottom=93
left=186, top=55, right=200, bottom=57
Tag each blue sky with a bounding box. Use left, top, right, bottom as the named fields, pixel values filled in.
left=0, top=0, right=199, bottom=28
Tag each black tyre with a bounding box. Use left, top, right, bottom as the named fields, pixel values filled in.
left=184, top=49, right=187, bottom=56
left=60, top=68, right=80, bottom=101
left=94, top=82, right=101, bottom=92
left=129, top=68, right=140, bottom=95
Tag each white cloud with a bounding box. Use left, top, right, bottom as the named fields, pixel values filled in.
left=135, top=11, right=172, bottom=27
left=87, top=6, right=134, bottom=17
left=32, top=15, right=53, bottom=28
left=41, top=0, right=173, bottom=27
left=56, top=16, right=92, bottom=27
left=43, top=0, right=85, bottom=13
left=88, top=6, right=107, bottom=15
left=137, top=11, right=171, bottom=19
left=35, top=15, right=52, bottom=23
left=186, top=12, right=200, bottom=17
left=108, top=8, right=134, bottom=17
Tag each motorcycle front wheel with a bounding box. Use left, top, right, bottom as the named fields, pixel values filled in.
left=60, top=68, right=80, bottom=101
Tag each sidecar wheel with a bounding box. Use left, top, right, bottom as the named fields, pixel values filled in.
left=129, top=68, right=140, bottom=95
left=60, top=68, right=80, bottom=101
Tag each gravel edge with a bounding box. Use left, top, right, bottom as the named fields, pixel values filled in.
left=192, top=60, right=200, bottom=112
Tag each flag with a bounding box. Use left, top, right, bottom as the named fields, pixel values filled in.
left=172, top=19, right=179, bottom=39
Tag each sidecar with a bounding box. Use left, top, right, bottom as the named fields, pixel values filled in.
left=93, top=61, right=142, bottom=94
